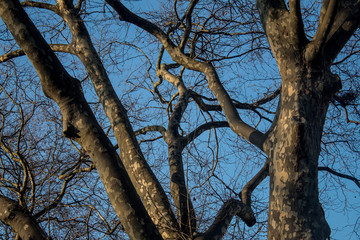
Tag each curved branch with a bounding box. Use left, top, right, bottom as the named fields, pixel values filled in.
left=179, top=0, right=200, bottom=51
left=194, top=199, right=256, bottom=240
left=319, top=166, right=360, bottom=189
left=185, top=121, right=229, bottom=146
left=0, top=195, right=49, bottom=240
left=107, top=0, right=266, bottom=150
left=240, top=159, right=269, bottom=206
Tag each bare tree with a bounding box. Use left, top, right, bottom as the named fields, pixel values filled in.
left=0, top=0, right=359, bottom=240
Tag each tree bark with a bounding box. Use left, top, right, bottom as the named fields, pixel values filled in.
left=256, top=0, right=359, bottom=238
left=265, top=67, right=338, bottom=239
left=0, top=1, right=162, bottom=239
left=54, top=2, right=179, bottom=238
left=0, top=195, right=49, bottom=240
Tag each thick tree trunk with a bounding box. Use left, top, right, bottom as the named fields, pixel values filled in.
left=265, top=65, right=340, bottom=239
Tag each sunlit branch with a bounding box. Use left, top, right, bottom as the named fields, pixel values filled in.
left=313, top=0, right=339, bottom=45
left=0, top=1, right=163, bottom=238
left=322, top=1, right=360, bottom=63
left=135, top=125, right=166, bottom=136
left=21, top=0, right=58, bottom=13
left=108, top=0, right=266, bottom=150
left=0, top=44, right=75, bottom=63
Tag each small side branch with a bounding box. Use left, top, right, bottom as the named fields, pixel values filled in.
left=0, top=44, right=74, bottom=63
left=319, top=166, right=360, bottom=189
left=185, top=121, right=229, bottom=146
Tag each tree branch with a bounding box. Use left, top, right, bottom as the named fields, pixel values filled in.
left=241, top=159, right=269, bottom=206
left=194, top=199, right=256, bottom=240
left=0, top=44, right=74, bottom=63
left=21, top=0, right=58, bottom=13
left=185, top=121, right=229, bottom=145
left=0, top=1, right=162, bottom=239
left=319, top=166, right=360, bottom=189
left=135, top=125, right=166, bottom=136
left=179, top=0, right=200, bottom=51
left=0, top=195, right=49, bottom=240
left=289, top=0, right=307, bottom=50
left=55, top=1, right=179, bottom=238
left=107, top=0, right=266, bottom=151
left=313, top=0, right=339, bottom=46
left=323, top=1, right=360, bottom=63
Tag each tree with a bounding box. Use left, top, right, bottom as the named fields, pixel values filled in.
left=0, top=0, right=359, bottom=239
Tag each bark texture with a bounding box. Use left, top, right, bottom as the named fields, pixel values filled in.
left=0, top=195, right=49, bottom=240
left=0, top=1, right=162, bottom=239
left=257, top=0, right=360, bottom=239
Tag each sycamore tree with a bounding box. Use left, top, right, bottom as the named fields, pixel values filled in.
left=0, top=0, right=359, bottom=239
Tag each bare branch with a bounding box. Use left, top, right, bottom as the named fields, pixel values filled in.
left=135, top=125, right=166, bottom=136
left=0, top=44, right=74, bottom=63
left=0, top=1, right=162, bottom=239
left=107, top=0, right=266, bottom=150
left=324, top=1, right=360, bottom=63
left=313, top=0, right=339, bottom=47
left=194, top=199, right=256, bottom=240
left=185, top=121, right=229, bottom=146
left=21, top=0, right=58, bottom=13
left=289, top=0, right=307, bottom=49
left=319, top=166, right=360, bottom=189
left=179, top=0, right=200, bottom=51
left=241, top=159, right=269, bottom=206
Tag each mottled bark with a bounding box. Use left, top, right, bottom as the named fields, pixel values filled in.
left=265, top=69, right=338, bottom=240
left=53, top=2, right=179, bottom=238
left=106, top=0, right=265, bottom=234
left=154, top=59, right=198, bottom=236
left=257, top=0, right=359, bottom=239
left=0, top=195, right=49, bottom=240
left=0, top=1, right=162, bottom=239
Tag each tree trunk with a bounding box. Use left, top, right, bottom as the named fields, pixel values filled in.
left=265, top=64, right=340, bottom=239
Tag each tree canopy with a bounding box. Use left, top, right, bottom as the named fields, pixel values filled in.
left=0, top=0, right=359, bottom=239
